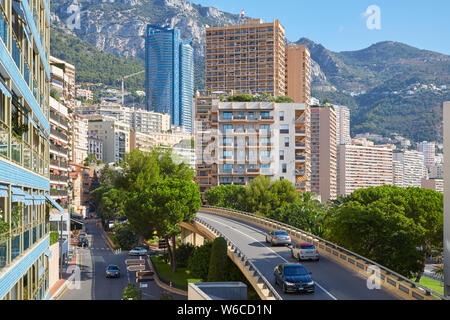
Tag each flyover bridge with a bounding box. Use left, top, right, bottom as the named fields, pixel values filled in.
left=180, top=206, right=446, bottom=301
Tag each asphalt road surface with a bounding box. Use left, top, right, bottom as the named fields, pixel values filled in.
left=196, top=211, right=399, bottom=300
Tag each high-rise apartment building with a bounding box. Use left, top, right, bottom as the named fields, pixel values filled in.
left=0, top=0, right=63, bottom=300
left=88, top=118, right=130, bottom=164
left=334, top=105, right=351, bottom=145
left=205, top=19, right=286, bottom=97
left=310, top=106, right=337, bottom=202
left=145, top=25, right=194, bottom=132
left=195, top=92, right=310, bottom=199
left=286, top=44, right=311, bottom=104
left=338, top=139, right=394, bottom=196
left=417, top=141, right=436, bottom=166
left=71, top=113, right=88, bottom=165
left=393, top=150, right=426, bottom=188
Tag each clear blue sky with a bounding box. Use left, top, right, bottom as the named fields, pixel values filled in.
left=192, top=0, right=450, bottom=54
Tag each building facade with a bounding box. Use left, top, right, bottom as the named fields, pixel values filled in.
left=195, top=92, right=310, bottom=199
left=205, top=19, right=286, bottom=97
left=88, top=118, right=130, bottom=164
left=310, top=105, right=337, bottom=202
left=418, top=141, right=436, bottom=166
left=0, top=0, right=62, bottom=300
left=338, top=139, right=394, bottom=196
left=334, top=105, right=351, bottom=146
left=393, top=150, right=426, bottom=188
left=145, top=25, right=193, bottom=132
left=71, top=113, right=88, bottom=165
left=286, top=44, right=311, bottom=104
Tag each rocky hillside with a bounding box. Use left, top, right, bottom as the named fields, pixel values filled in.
left=50, top=0, right=242, bottom=58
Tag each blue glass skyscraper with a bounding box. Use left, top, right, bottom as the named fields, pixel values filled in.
left=145, top=25, right=193, bottom=133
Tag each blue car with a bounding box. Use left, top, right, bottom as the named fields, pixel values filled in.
left=106, top=265, right=120, bottom=278
left=274, top=263, right=315, bottom=294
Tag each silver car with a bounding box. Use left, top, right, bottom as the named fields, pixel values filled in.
left=266, top=230, right=291, bottom=246
left=129, top=247, right=148, bottom=256
left=291, top=243, right=320, bottom=261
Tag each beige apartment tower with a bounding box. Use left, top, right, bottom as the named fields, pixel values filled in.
left=310, top=105, right=337, bottom=202
left=205, top=19, right=286, bottom=97
left=286, top=45, right=311, bottom=104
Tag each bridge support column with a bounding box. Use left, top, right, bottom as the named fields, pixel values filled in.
left=180, top=226, right=206, bottom=247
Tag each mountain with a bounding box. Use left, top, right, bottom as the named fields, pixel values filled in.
left=49, top=0, right=450, bottom=142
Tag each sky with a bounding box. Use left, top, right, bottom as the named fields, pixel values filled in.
left=191, top=0, right=450, bottom=55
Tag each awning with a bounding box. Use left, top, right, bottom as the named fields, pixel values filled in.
left=23, top=192, right=34, bottom=206
left=70, top=218, right=84, bottom=226
left=45, top=193, right=64, bottom=214
left=32, top=193, right=46, bottom=205
left=0, top=184, right=8, bottom=198
left=11, top=186, right=25, bottom=203
left=0, top=80, right=11, bottom=99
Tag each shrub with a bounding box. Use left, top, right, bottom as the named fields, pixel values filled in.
left=122, top=284, right=141, bottom=300
left=175, top=244, right=195, bottom=268
left=207, top=237, right=228, bottom=282
left=50, top=231, right=60, bottom=245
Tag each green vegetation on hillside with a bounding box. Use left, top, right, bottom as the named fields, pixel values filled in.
left=50, top=28, right=145, bottom=91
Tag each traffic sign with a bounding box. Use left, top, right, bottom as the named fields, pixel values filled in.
left=127, top=265, right=146, bottom=272
left=158, top=239, right=168, bottom=249
left=125, top=259, right=145, bottom=265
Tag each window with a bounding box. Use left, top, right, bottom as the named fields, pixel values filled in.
left=282, top=163, right=287, bottom=173
left=280, top=150, right=284, bottom=160
left=223, top=164, right=233, bottom=173
left=284, top=137, right=289, bottom=147
left=223, top=150, right=232, bottom=159
left=280, top=125, right=289, bottom=134
left=223, top=112, right=232, bottom=120
left=279, top=111, right=284, bottom=121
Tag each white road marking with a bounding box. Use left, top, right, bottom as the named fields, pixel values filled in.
left=199, top=214, right=338, bottom=300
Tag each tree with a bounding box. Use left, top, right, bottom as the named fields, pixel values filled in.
left=274, top=96, right=294, bottom=103
left=242, top=176, right=298, bottom=216
left=188, top=241, right=212, bottom=280
left=323, top=185, right=443, bottom=278
left=84, top=153, right=97, bottom=166
left=268, top=192, right=327, bottom=236
left=207, top=237, right=228, bottom=282
left=205, top=185, right=246, bottom=210
left=125, top=176, right=201, bottom=272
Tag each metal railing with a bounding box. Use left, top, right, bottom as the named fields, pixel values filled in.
left=201, top=206, right=448, bottom=301
left=193, top=216, right=282, bottom=300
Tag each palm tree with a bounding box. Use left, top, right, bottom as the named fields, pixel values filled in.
left=433, top=264, right=444, bottom=279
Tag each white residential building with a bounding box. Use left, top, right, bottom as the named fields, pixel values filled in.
left=334, top=105, right=351, bottom=145
left=338, top=139, right=394, bottom=196
left=393, top=150, right=426, bottom=188
left=418, top=141, right=436, bottom=166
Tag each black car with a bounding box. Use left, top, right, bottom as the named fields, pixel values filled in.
left=106, top=265, right=120, bottom=278
left=274, top=263, right=315, bottom=294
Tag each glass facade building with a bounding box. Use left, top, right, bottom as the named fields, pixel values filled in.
left=145, top=25, right=193, bottom=133
left=0, top=0, right=62, bottom=300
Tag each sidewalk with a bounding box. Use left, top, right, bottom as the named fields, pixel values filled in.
left=49, top=240, right=79, bottom=300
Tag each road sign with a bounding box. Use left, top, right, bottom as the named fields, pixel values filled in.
left=125, top=259, right=145, bottom=265
left=127, top=265, right=146, bottom=272
left=158, top=239, right=168, bottom=249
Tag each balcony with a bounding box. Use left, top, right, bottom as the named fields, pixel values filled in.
left=295, top=170, right=305, bottom=176
left=51, top=128, right=68, bottom=143
left=50, top=145, right=69, bottom=157
left=295, top=142, right=306, bottom=148
left=246, top=168, right=260, bottom=174
left=50, top=189, right=68, bottom=198
left=295, top=129, right=306, bottom=135
left=295, top=117, right=306, bottom=124
left=295, top=155, right=306, bottom=161
left=295, top=182, right=306, bottom=189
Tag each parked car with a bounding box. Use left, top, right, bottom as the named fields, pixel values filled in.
left=291, top=243, right=320, bottom=261
left=106, top=265, right=120, bottom=278
left=265, top=230, right=291, bottom=246
left=274, top=263, right=315, bottom=294
left=129, top=247, right=148, bottom=256
left=77, top=237, right=89, bottom=247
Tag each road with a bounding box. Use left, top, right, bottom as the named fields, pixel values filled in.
left=58, top=220, right=186, bottom=300
left=197, top=211, right=399, bottom=300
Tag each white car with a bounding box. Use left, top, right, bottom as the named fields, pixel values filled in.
left=291, top=243, right=320, bottom=261
left=129, top=247, right=148, bottom=256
